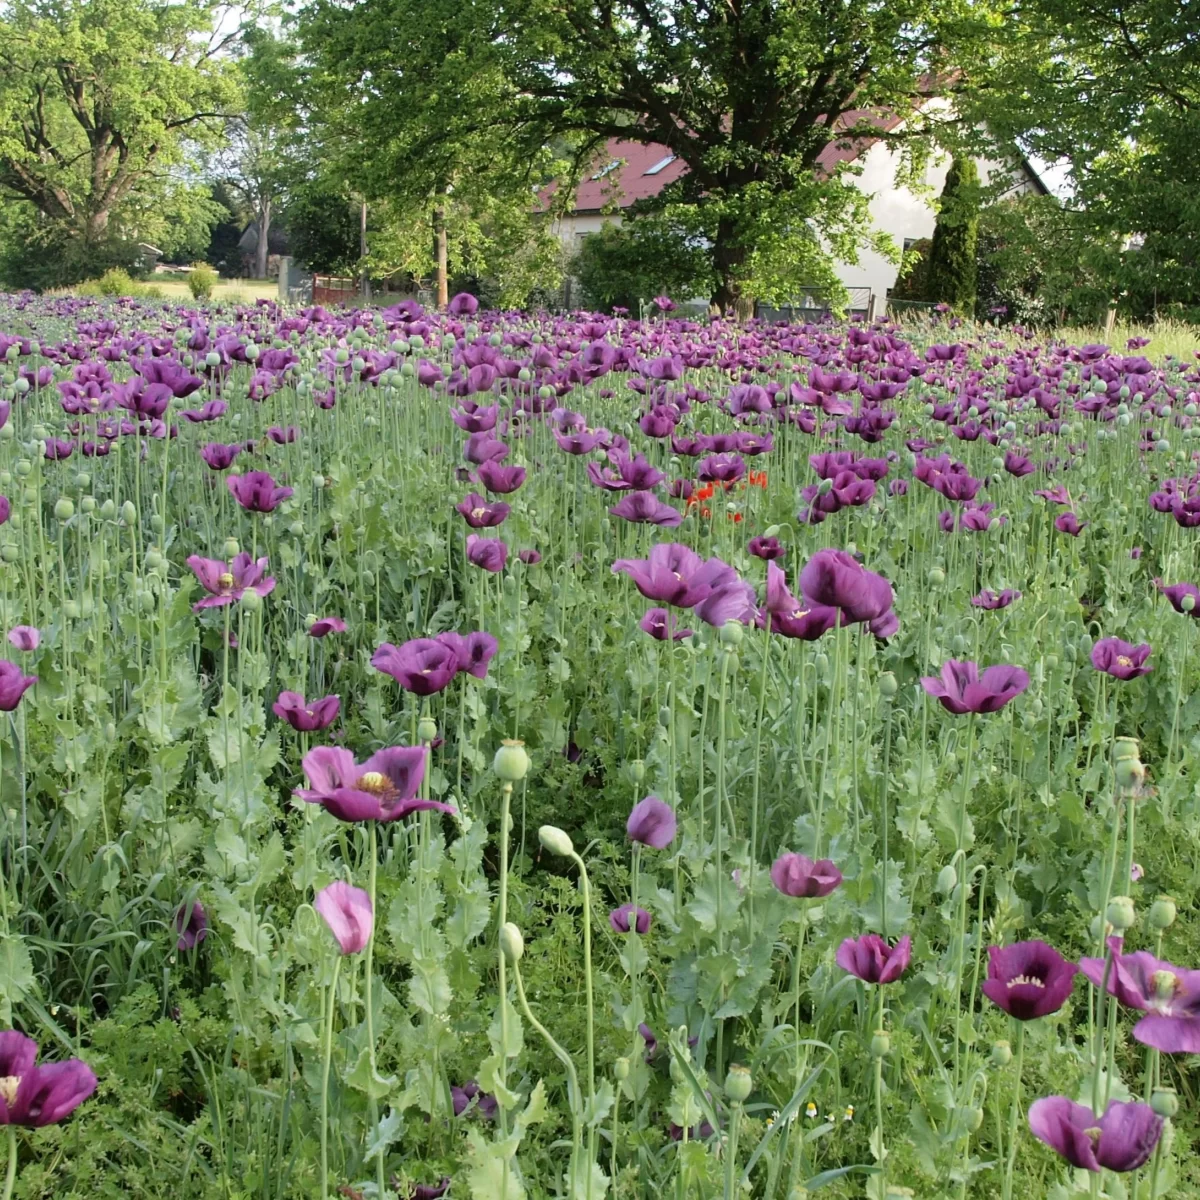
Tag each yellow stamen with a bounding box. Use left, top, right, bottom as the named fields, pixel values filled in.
left=0, top=1075, right=20, bottom=1106
left=218, top=572, right=235, bottom=590
left=356, top=771, right=390, bottom=795
left=1008, top=974, right=1045, bottom=988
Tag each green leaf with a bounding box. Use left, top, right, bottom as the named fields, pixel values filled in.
left=364, top=1107, right=404, bottom=1162
left=0, top=935, right=36, bottom=1024
left=344, top=1046, right=398, bottom=1100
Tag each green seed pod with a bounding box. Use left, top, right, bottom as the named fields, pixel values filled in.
left=64, top=600, right=81, bottom=620
left=99, top=499, right=115, bottom=519
left=54, top=498, right=74, bottom=521
left=927, top=567, right=945, bottom=586
left=13, top=460, right=31, bottom=478
left=289, top=520, right=305, bottom=537
left=245, top=342, right=259, bottom=361
left=724, top=1064, right=752, bottom=1103
left=137, top=590, right=155, bottom=613
left=894, top=734, right=908, bottom=753
left=719, top=620, right=744, bottom=647
left=538, top=824, right=574, bottom=856
left=878, top=671, right=898, bottom=697
left=1106, top=895, right=1136, bottom=932
left=722, top=650, right=739, bottom=674
left=936, top=864, right=958, bottom=895
left=499, top=922, right=524, bottom=964
left=223, top=537, right=240, bottom=558
left=629, top=759, right=646, bottom=783
left=150, top=514, right=164, bottom=533
left=240, top=588, right=263, bottom=612
left=813, top=652, right=829, bottom=675
left=334, top=347, right=349, bottom=365
left=0, top=545, right=18, bottom=564
left=658, top=706, right=671, bottom=727
left=963, top=1106, right=984, bottom=1132
left=74, top=472, right=90, bottom=490
left=30, top=425, right=48, bottom=441
left=1150, top=1087, right=1179, bottom=1119
left=1148, top=896, right=1177, bottom=931
left=613, top=1056, right=630, bottom=1082
left=990, top=1040, right=1013, bottom=1067
left=0, top=473, right=8, bottom=488
left=80, top=497, right=96, bottom=514
left=144, top=549, right=165, bottom=572
left=870, top=1030, right=891, bottom=1058
left=418, top=716, right=438, bottom=743
left=493, top=739, right=530, bottom=781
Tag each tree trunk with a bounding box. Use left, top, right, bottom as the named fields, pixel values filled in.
left=711, top=215, right=748, bottom=318
left=433, top=200, right=449, bottom=309
left=359, top=199, right=371, bottom=300
left=255, top=194, right=272, bottom=280
left=83, top=208, right=111, bottom=242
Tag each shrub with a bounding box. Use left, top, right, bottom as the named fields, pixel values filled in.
left=927, top=157, right=980, bottom=316
left=187, top=262, right=218, bottom=300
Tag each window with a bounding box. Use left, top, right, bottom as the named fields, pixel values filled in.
left=643, top=154, right=677, bottom=175
left=591, top=160, right=621, bottom=180
left=903, top=238, right=919, bottom=252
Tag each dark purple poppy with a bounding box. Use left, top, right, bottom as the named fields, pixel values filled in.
left=612, top=544, right=738, bottom=609
left=1156, top=579, right=1200, bottom=616
left=0, top=1032, right=97, bottom=1126
left=466, top=534, right=508, bottom=572
left=371, top=639, right=459, bottom=695
left=836, top=934, right=912, bottom=984
left=435, top=630, right=499, bottom=679
left=1028, top=1097, right=1162, bottom=1173
left=0, top=662, right=37, bottom=711
left=587, top=452, right=666, bottom=491
left=404, top=1177, right=451, bottom=1199
left=1055, top=511, right=1087, bottom=536
left=639, top=608, right=693, bottom=642
left=518, top=548, right=541, bottom=565
left=1004, top=451, right=1036, bottom=477
left=44, top=438, right=74, bottom=461
left=477, top=460, right=527, bottom=494
left=798, top=549, right=893, bottom=624
left=609, top=492, right=683, bottom=527
left=451, top=1080, right=496, bottom=1120
left=308, top=616, right=347, bottom=639
left=186, top=553, right=275, bottom=611
left=980, top=940, right=1077, bottom=1020
left=228, top=471, right=292, bottom=513
left=694, top=579, right=758, bottom=626
left=626, top=795, right=677, bottom=849
left=610, top=904, right=651, bottom=934
left=748, top=536, right=785, bottom=560
left=174, top=901, right=209, bottom=951
left=1091, top=638, right=1152, bottom=680
left=448, top=292, right=479, bottom=317
left=200, top=443, right=240, bottom=470
left=456, top=493, right=510, bottom=528
left=273, top=691, right=340, bottom=732
left=971, top=589, right=1021, bottom=610
left=1079, top=946, right=1200, bottom=1053
left=697, top=453, right=746, bottom=485
left=463, top=433, right=509, bottom=465
left=770, top=853, right=842, bottom=898
left=295, top=746, right=451, bottom=823
left=920, top=660, right=1030, bottom=714
left=181, top=400, right=227, bottom=422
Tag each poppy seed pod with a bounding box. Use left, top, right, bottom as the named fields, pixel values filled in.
left=121, top=501, right=136, bottom=524
left=418, top=716, right=438, bottom=743
left=870, top=1030, right=891, bottom=1057
left=613, top=1056, right=630, bottom=1081
left=54, top=498, right=73, bottom=521
left=493, top=739, right=530, bottom=781
left=879, top=672, right=898, bottom=697
left=1150, top=1088, right=1178, bottom=1119
left=991, top=1040, right=1013, bottom=1067
left=724, top=1064, right=752, bottom=1102
left=1148, top=896, right=1177, bottom=930
left=719, top=620, right=744, bottom=647
left=1107, top=895, right=1136, bottom=931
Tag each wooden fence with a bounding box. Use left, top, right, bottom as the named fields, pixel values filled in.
left=312, top=275, right=359, bottom=306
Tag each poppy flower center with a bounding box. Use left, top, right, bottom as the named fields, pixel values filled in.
left=1152, top=969, right=1181, bottom=1004
left=218, top=572, right=235, bottom=590
left=472, top=507, right=486, bottom=519
left=1117, top=656, right=1133, bottom=667
left=0, top=1075, right=20, bottom=1106
left=1084, top=1126, right=1102, bottom=1147
left=1007, top=974, right=1045, bottom=988
left=356, top=771, right=396, bottom=800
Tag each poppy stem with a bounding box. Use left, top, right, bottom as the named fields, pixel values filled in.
left=363, top=821, right=385, bottom=1200
left=319, top=954, right=342, bottom=1200
left=1, top=1125, right=14, bottom=1200
left=1001, top=1021, right=1025, bottom=1200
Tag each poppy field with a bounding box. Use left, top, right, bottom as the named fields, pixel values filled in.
left=0, top=290, right=1198, bottom=1200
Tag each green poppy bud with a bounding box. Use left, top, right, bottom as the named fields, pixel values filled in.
left=723, top=650, right=739, bottom=674
left=719, top=620, right=744, bottom=647
left=724, top=1064, right=752, bottom=1103
left=763, top=524, right=781, bottom=538
left=80, top=497, right=95, bottom=514
left=54, top=498, right=74, bottom=521
left=927, top=567, right=945, bottom=586
left=64, top=600, right=81, bottom=620
left=137, top=590, right=155, bottom=613
left=658, top=706, right=671, bottom=727
left=499, top=922, right=524, bottom=964
left=951, top=634, right=969, bottom=653
left=418, top=716, right=438, bottom=744
left=289, top=520, right=305, bottom=537
left=13, top=460, right=31, bottom=478
left=936, top=864, right=958, bottom=895
left=538, top=824, right=574, bottom=857
left=963, top=1106, right=984, bottom=1132
left=613, top=1056, right=630, bottom=1082
left=240, top=588, right=263, bottom=612
left=870, top=1030, right=890, bottom=1058
left=0, top=545, right=18, bottom=564
left=493, top=739, right=530, bottom=781
left=895, top=734, right=908, bottom=753
left=150, top=514, right=164, bottom=533
left=99, top=499, right=115, bottom=519
left=74, top=473, right=90, bottom=490
left=144, top=550, right=165, bottom=572
left=1150, top=1087, right=1178, bottom=1119
left=878, top=671, right=898, bottom=697
left=30, top=425, right=48, bottom=441
left=1106, top=895, right=1136, bottom=932
left=334, top=347, right=349, bottom=365
left=121, top=500, right=137, bottom=525
left=1148, top=896, right=1177, bottom=930
left=990, top=1040, right=1012, bottom=1067
left=629, top=759, right=646, bottom=783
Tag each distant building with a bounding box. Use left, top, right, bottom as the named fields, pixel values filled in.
left=237, top=221, right=292, bottom=278
left=545, top=108, right=1047, bottom=315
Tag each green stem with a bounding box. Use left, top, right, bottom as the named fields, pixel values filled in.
left=723, top=1102, right=742, bottom=1200
left=1002, top=1022, right=1026, bottom=1200
left=320, top=954, right=343, bottom=1200
left=1, top=1126, right=14, bottom=1200
left=364, top=822, right=385, bottom=1199
left=570, top=849, right=597, bottom=1198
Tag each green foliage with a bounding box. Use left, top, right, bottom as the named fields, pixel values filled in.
left=891, top=238, right=932, bottom=304
left=187, top=262, right=218, bottom=300
left=926, top=158, right=980, bottom=316
left=572, top=220, right=713, bottom=314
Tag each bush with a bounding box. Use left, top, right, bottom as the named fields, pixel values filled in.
left=927, top=157, right=980, bottom=316
left=187, top=262, right=218, bottom=300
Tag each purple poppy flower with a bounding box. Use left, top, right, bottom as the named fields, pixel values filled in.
left=200, top=443, right=240, bottom=470
left=7, top=626, right=39, bottom=652
left=920, top=660, right=1030, bottom=714
left=613, top=543, right=737, bottom=609
left=770, top=604, right=841, bottom=641
left=448, top=292, right=479, bottom=316
left=44, top=438, right=74, bottom=461
left=1091, top=638, right=1152, bottom=680
left=227, top=471, right=292, bottom=513
left=694, top=579, right=758, bottom=626
left=638, top=1023, right=658, bottom=1060
left=518, top=548, right=541, bottom=564
left=1155, top=579, right=1200, bottom=616
left=295, top=745, right=452, bottom=823
left=463, top=433, right=509, bottom=465
left=371, top=638, right=459, bottom=695
left=971, top=589, right=1021, bottom=610
left=697, top=453, right=746, bottom=485
left=609, top=492, right=683, bottom=527
left=272, top=691, right=340, bottom=732
left=554, top=429, right=604, bottom=455
left=587, top=452, right=666, bottom=491
left=466, top=534, right=508, bottom=572
left=639, top=608, right=693, bottom=642
left=1055, top=511, right=1087, bottom=536
left=435, top=630, right=498, bottom=679
left=836, top=933, right=912, bottom=984
left=1035, top=485, right=1072, bottom=505
left=314, top=881, right=374, bottom=955
left=627, top=795, right=677, bottom=849
left=639, top=406, right=677, bottom=438
left=308, top=616, right=347, bottom=639
left=980, top=940, right=1077, bottom=1020
left=798, top=549, right=893, bottom=624
left=477, top=460, right=527, bottom=494
left=174, top=901, right=208, bottom=951
left=748, top=536, right=785, bottom=561
left=1004, top=451, right=1036, bottom=477
left=610, top=904, right=651, bottom=934
left=0, top=1032, right=97, bottom=1126
left=0, top=498, right=9, bottom=526
left=266, top=425, right=299, bottom=444
left=181, top=400, right=227, bottom=422
left=770, top=853, right=843, bottom=898
left=1028, top=1097, right=1162, bottom=1173
left=1079, top=945, right=1200, bottom=1053
left=456, top=492, right=510, bottom=528
left=186, top=553, right=276, bottom=611
left=652, top=294, right=675, bottom=312
left=451, top=1081, right=497, bottom=1120
left=0, top=662, right=37, bottom=711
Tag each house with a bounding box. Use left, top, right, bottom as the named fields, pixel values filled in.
left=546, top=111, right=1048, bottom=316
left=237, top=221, right=292, bottom=279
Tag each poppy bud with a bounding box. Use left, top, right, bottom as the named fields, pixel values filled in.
left=418, top=717, right=438, bottom=744
left=100, top=499, right=115, bottom=519
left=963, top=1106, right=984, bottom=1132
left=895, top=734, right=908, bottom=753
left=65, top=599, right=82, bottom=619
left=493, top=739, right=530, bottom=781
left=74, top=472, right=90, bottom=490
left=613, top=1056, right=630, bottom=1081
left=1148, top=896, right=1177, bottom=930
left=499, top=922, right=524, bottom=964
left=0, top=546, right=16, bottom=564
left=538, top=824, right=574, bottom=857
left=878, top=671, right=898, bottom=698
left=13, top=461, right=29, bottom=479
left=1150, top=1087, right=1178, bottom=1119
left=719, top=620, right=744, bottom=647
left=927, top=567, right=945, bottom=586
left=629, top=759, right=646, bottom=783
left=951, top=634, right=968, bottom=653
left=31, top=424, right=48, bottom=440
left=724, top=1064, right=752, bottom=1103
left=990, top=1040, right=1012, bottom=1067
left=144, top=550, right=165, bottom=572
left=54, top=498, right=74, bottom=521
left=80, top=497, right=95, bottom=514
left=936, top=864, right=958, bottom=895
left=1106, top=895, right=1136, bottom=932
left=658, top=706, right=671, bottom=727
left=240, top=589, right=263, bottom=612
left=289, top=521, right=305, bottom=537
left=870, top=1030, right=890, bottom=1058
left=764, top=524, right=781, bottom=538
left=121, top=501, right=136, bottom=525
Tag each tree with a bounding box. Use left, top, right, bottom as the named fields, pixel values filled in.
left=300, top=0, right=998, bottom=312
left=0, top=0, right=240, bottom=269
left=926, top=156, right=979, bottom=314
left=572, top=219, right=713, bottom=313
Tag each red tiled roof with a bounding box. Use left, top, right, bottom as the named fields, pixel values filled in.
left=548, top=109, right=909, bottom=215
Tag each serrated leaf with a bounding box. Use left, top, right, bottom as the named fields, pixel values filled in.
left=465, top=1128, right=527, bottom=1200
left=344, top=1046, right=398, bottom=1099
left=364, top=1107, right=404, bottom=1162
left=583, top=1078, right=614, bottom=1128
